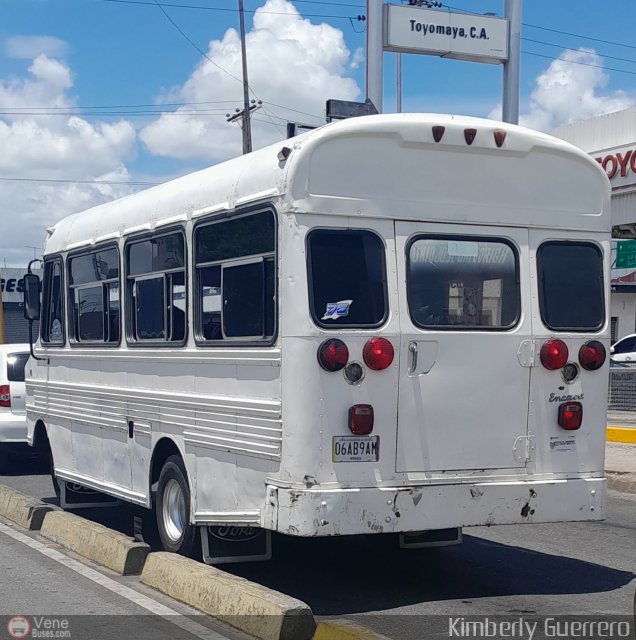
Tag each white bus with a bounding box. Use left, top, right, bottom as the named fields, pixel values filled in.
left=23, top=113, right=610, bottom=563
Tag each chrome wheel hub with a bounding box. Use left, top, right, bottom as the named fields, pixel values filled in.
left=162, top=479, right=186, bottom=543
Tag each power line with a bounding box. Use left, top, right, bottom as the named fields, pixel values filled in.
left=522, top=50, right=636, bottom=77
left=101, top=0, right=357, bottom=19
left=523, top=23, right=636, bottom=53
left=522, top=38, right=636, bottom=67
left=0, top=177, right=159, bottom=186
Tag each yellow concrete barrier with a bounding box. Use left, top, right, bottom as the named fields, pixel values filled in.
left=314, top=619, right=395, bottom=640
left=606, top=427, right=636, bottom=444
left=40, top=510, right=149, bottom=575
left=0, top=484, right=52, bottom=530
left=141, top=552, right=315, bottom=640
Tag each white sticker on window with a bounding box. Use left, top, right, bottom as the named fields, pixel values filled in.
left=322, top=300, right=353, bottom=321
left=447, top=241, right=479, bottom=257
left=549, top=436, right=576, bottom=453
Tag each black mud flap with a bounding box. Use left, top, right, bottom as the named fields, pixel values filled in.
left=60, top=481, right=120, bottom=509
left=200, top=525, right=272, bottom=564
left=399, top=527, right=463, bottom=549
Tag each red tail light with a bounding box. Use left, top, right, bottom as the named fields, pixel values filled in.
left=558, top=402, right=582, bottom=430
left=349, top=404, right=374, bottom=435
left=363, top=338, right=394, bottom=371
left=540, top=339, right=568, bottom=370
left=579, top=340, right=606, bottom=371
left=0, top=384, right=10, bottom=408
left=317, top=339, right=349, bottom=372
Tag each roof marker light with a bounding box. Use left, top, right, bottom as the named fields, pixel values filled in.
left=277, top=146, right=292, bottom=162
left=464, top=129, right=477, bottom=145
left=432, top=126, right=445, bottom=143
left=494, top=130, right=507, bottom=147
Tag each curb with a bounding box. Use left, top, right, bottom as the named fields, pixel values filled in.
left=606, top=472, right=636, bottom=494
left=40, top=510, right=150, bottom=575
left=314, top=619, right=394, bottom=640
left=141, top=551, right=316, bottom=640
left=606, top=427, right=636, bottom=444
left=0, top=484, right=52, bottom=530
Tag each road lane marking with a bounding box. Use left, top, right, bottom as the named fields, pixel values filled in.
left=0, top=521, right=230, bottom=640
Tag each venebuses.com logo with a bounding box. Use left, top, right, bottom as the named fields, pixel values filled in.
left=5, top=616, right=71, bottom=639
left=7, top=617, right=30, bottom=639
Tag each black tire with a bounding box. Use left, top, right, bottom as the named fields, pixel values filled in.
left=155, top=455, right=198, bottom=557
left=0, top=448, right=9, bottom=474
left=38, top=430, right=60, bottom=501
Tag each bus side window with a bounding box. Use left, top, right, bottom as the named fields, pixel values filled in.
left=194, top=210, right=276, bottom=344
left=41, top=258, right=65, bottom=345
left=68, top=246, right=120, bottom=345
left=125, top=231, right=187, bottom=345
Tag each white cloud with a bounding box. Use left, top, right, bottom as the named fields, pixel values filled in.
left=490, top=48, right=635, bottom=131
left=5, top=36, right=69, bottom=60
left=0, top=55, right=136, bottom=266
left=140, top=0, right=361, bottom=161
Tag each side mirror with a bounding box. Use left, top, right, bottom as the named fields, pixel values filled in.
left=23, top=273, right=41, bottom=321
left=610, top=345, right=615, bottom=355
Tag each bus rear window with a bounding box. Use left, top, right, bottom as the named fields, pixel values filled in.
left=537, top=242, right=604, bottom=332
left=407, top=236, right=519, bottom=330
left=307, top=230, right=387, bottom=328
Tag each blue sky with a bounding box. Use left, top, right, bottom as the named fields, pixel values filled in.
left=1, top=0, right=636, bottom=264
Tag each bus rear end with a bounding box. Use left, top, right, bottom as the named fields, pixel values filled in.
left=268, top=115, right=609, bottom=539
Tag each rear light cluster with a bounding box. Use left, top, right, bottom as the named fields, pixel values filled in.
left=317, top=338, right=394, bottom=438
left=0, top=385, right=10, bottom=408
left=539, top=339, right=606, bottom=372
left=317, top=337, right=394, bottom=372
left=539, top=339, right=605, bottom=432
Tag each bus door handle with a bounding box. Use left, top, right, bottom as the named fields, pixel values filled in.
left=408, top=342, right=418, bottom=374
left=128, top=420, right=134, bottom=439
left=408, top=340, right=438, bottom=375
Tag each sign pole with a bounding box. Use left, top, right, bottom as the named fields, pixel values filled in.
left=366, top=0, right=384, bottom=113
left=502, top=0, right=521, bottom=124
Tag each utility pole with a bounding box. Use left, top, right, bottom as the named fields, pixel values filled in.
left=226, top=99, right=263, bottom=143
left=238, top=0, right=253, bottom=154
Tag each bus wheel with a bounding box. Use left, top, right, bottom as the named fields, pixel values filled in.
left=0, top=448, right=8, bottom=473
left=155, top=455, right=197, bottom=557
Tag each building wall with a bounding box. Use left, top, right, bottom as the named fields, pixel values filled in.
left=610, top=293, right=636, bottom=342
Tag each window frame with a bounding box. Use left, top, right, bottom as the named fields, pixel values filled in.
left=306, top=227, right=389, bottom=330
left=193, top=207, right=278, bottom=348
left=405, top=233, right=521, bottom=332
left=124, top=227, right=188, bottom=348
left=536, top=240, right=605, bottom=333
left=67, top=243, right=122, bottom=348
left=41, top=255, right=66, bottom=347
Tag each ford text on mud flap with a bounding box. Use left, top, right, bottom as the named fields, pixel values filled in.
left=24, top=113, right=610, bottom=564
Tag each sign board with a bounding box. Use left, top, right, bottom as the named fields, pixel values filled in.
left=0, top=269, right=40, bottom=304
left=595, top=144, right=636, bottom=192
left=616, top=240, right=636, bottom=269
left=326, top=98, right=379, bottom=122
left=383, top=4, right=509, bottom=64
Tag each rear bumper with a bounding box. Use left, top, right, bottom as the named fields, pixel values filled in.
left=0, top=413, right=27, bottom=443
left=267, top=477, right=605, bottom=536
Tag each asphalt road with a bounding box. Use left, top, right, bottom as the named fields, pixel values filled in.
left=1, top=454, right=635, bottom=640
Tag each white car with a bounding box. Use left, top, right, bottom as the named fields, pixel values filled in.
left=610, top=334, right=636, bottom=364
left=0, top=344, right=31, bottom=472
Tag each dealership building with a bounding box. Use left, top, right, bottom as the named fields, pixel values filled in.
left=554, top=107, right=636, bottom=343
left=1, top=268, right=39, bottom=344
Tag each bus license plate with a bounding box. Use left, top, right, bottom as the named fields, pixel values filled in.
left=332, top=436, right=379, bottom=462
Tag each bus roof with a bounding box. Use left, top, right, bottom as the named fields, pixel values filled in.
left=44, top=113, right=610, bottom=255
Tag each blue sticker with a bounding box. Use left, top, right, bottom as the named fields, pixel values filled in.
left=322, top=299, right=353, bottom=321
